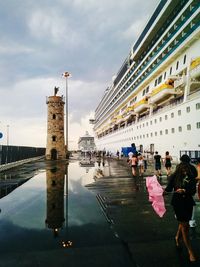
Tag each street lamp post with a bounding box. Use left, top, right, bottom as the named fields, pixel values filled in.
left=62, top=72, right=71, bottom=158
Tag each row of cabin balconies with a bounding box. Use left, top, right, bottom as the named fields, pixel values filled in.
left=95, top=3, right=199, bottom=121
left=95, top=50, right=200, bottom=131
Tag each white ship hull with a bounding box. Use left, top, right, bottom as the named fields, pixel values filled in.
left=93, top=0, right=200, bottom=160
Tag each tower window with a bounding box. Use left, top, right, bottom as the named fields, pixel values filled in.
left=52, top=136, right=56, bottom=141
left=52, top=114, right=56, bottom=119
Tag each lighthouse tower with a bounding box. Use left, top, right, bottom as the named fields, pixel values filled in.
left=46, top=87, right=66, bottom=160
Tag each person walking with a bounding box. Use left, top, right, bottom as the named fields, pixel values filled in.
left=164, top=151, right=173, bottom=177
left=129, top=154, right=138, bottom=177
left=154, top=151, right=162, bottom=178
left=164, top=154, right=197, bottom=262
left=138, top=153, right=144, bottom=177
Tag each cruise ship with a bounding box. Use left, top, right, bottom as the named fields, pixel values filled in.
left=93, top=0, right=200, bottom=160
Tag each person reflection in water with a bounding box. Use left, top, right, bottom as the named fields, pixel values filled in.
left=164, top=154, right=197, bottom=263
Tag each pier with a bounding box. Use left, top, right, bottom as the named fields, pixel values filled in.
left=0, top=155, right=199, bottom=267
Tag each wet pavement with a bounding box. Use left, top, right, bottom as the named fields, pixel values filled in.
left=0, top=156, right=199, bottom=267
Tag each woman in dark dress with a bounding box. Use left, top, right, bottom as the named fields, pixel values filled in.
left=164, top=151, right=172, bottom=176
left=165, top=154, right=197, bottom=262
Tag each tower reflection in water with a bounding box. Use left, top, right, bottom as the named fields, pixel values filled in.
left=45, top=161, right=72, bottom=248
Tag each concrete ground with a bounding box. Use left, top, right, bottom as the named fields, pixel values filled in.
left=86, top=157, right=200, bottom=267
left=0, top=157, right=199, bottom=267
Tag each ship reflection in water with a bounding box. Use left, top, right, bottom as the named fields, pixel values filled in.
left=79, top=157, right=95, bottom=173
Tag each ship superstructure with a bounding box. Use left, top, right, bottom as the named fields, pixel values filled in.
left=94, top=0, right=200, bottom=159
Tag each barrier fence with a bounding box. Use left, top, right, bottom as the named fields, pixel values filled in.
left=0, top=145, right=45, bottom=165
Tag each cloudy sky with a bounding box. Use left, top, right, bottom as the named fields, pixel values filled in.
left=0, top=0, right=159, bottom=149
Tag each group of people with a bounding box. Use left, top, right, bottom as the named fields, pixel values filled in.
left=128, top=147, right=200, bottom=262
left=128, top=151, right=147, bottom=177
left=128, top=150, right=173, bottom=178
left=154, top=151, right=173, bottom=178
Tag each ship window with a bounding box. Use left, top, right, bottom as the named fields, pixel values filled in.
left=158, top=75, right=162, bottom=84
left=159, top=117, right=162, bottom=122
left=165, top=115, right=168, bottom=120
left=155, top=132, right=157, bottom=136
left=154, top=119, right=157, bottom=123
left=171, top=128, right=175, bottom=133
left=187, top=124, right=191, bottom=130
left=143, top=123, right=145, bottom=127
left=183, top=55, right=186, bottom=64
left=164, top=72, right=166, bottom=80
left=154, top=79, right=158, bottom=86
left=186, top=106, right=190, bottom=113
left=196, top=103, right=200, bottom=110
left=171, top=112, right=174, bottom=118
left=146, top=86, right=149, bottom=93
left=197, top=122, right=200, bottom=129
left=142, top=89, right=145, bottom=96
left=52, top=114, right=56, bottom=119
left=143, top=135, right=145, bottom=138
left=170, top=67, right=172, bottom=75
left=160, top=130, right=163, bottom=135
left=165, top=129, right=168, bottom=134
left=178, top=110, right=181, bottom=116
left=150, top=121, right=152, bottom=125
left=146, top=134, right=149, bottom=138
left=178, top=126, right=182, bottom=132
left=151, top=133, right=153, bottom=137
left=176, top=61, right=179, bottom=70
left=146, top=122, right=148, bottom=126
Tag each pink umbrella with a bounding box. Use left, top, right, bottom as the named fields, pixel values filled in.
left=146, top=175, right=166, bottom=218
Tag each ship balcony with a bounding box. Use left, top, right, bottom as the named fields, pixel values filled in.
left=149, top=83, right=177, bottom=104
left=134, top=98, right=149, bottom=113
left=190, top=57, right=200, bottom=79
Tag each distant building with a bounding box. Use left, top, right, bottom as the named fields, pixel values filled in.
left=78, top=131, right=96, bottom=152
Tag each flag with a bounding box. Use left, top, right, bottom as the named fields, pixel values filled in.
left=62, top=72, right=71, bottom=78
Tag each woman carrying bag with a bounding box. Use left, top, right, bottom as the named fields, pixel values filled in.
left=164, top=154, right=197, bottom=263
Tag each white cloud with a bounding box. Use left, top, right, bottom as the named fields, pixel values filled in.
left=0, top=44, right=34, bottom=55
left=0, top=77, right=100, bottom=149
left=122, top=17, right=147, bottom=41
left=0, top=0, right=160, bottom=150
left=28, top=9, right=82, bottom=46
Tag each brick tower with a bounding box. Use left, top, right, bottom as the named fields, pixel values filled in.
left=46, top=87, right=66, bottom=160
